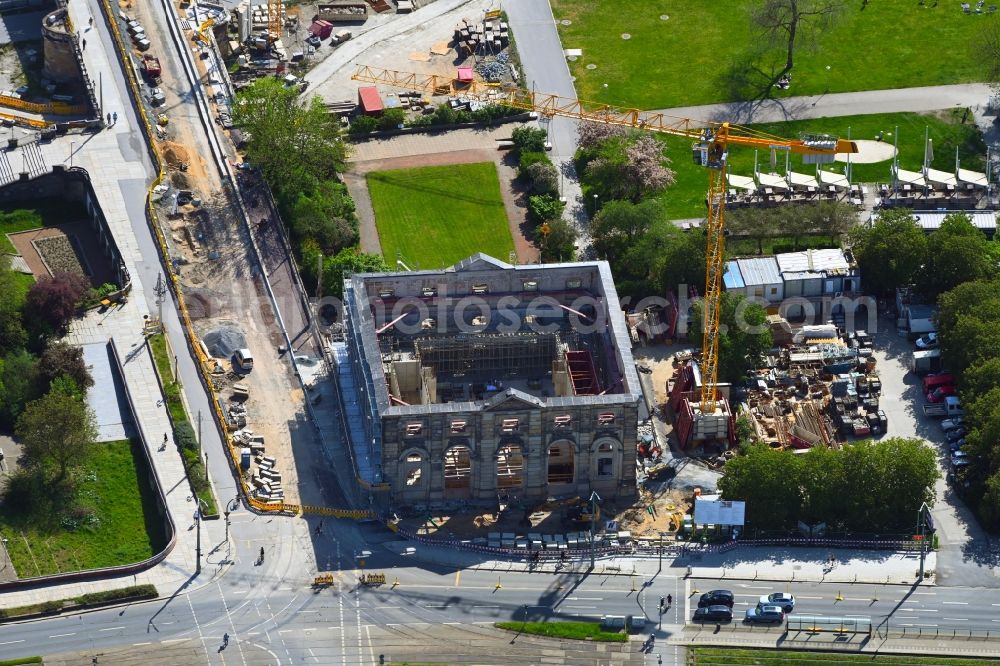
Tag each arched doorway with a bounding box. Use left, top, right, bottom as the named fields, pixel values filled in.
left=496, top=444, right=524, bottom=490
left=547, top=441, right=575, bottom=489
left=444, top=445, right=472, bottom=498
left=590, top=438, right=622, bottom=487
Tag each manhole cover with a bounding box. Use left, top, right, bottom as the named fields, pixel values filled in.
left=586, top=63, right=597, bottom=70
left=567, top=55, right=577, bottom=61
left=622, top=33, right=631, bottom=40
left=660, top=14, right=670, bottom=20
left=603, top=83, right=608, bottom=88
left=561, top=19, right=571, bottom=25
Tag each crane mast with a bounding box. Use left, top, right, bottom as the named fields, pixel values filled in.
left=350, top=66, right=857, bottom=416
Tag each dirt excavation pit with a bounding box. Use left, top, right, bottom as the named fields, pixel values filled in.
left=160, top=140, right=213, bottom=191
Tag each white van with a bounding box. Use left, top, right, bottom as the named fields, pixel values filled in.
left=234, top=348, right=254, bottom=371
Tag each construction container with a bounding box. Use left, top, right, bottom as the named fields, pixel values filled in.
left=309, top=19, right=333, bottom=39
left=357, top=85, right=383, bottom=115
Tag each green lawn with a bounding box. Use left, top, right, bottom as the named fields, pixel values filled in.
left=494, top=621, right=628, bottom=642
left=551, top=1, right=996, bottom=109
left=690, top=647, right=999, bottom=665
left=0, top=440, right=167, bottom=577
left=367, top=162, right=515, bottom=269
left=652, top=109, right=988, bottom=220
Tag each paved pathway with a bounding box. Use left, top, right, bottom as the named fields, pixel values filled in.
left=651, top=83, right=996, bottom=126
left=0, top=0, right=232, bottom=607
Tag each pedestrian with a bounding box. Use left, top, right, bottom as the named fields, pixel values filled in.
left=112, top=111, right=118, bottom=125
left=164, top=432, right=168, bottom=443
left=82, top=38, right=86, bottom=50
left=667, top=593, right=672, bottom=606
left=259, top=546, right=264, bottom=561
left=89, top=16, right=94, bottom=26
left=107, top=112, right=111, bottom=125
left=659, top=596, right=665, bottom=609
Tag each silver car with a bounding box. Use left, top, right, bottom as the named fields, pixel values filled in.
left=745, top=604, right=785, bottom=624
left=759, top=592, right=795, bottom=612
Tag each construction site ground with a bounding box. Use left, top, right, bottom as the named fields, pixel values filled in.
left=398, top=489, right=694, bottom=544
left=129, top=0, right=334, bottom=508
left=345, top=134, right=537, bottom=263
left=306, top=0, right=508, bottom=104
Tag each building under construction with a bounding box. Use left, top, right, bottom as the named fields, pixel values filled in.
left=339, top=254, right=642, bottom=507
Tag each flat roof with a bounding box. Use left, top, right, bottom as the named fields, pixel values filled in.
left=735, top=256, right=781, bottom=286
left=776, top=248, right=851, bottom=278
left=358, top=85, right=383, bottom=112
left=911, top=210, right=996, bottom=232
left=723, top=261, right=745, bottom=289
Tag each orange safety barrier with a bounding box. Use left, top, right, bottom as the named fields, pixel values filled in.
left=0, top=94, right=88, bottom=116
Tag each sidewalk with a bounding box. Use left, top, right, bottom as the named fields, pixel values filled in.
left=676, top=625, right=1000, bottom=660
left=0, top=0, right=233, bottom=607
left=384, top=541, right=936, bottom=585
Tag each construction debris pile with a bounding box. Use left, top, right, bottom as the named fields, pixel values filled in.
left=453, top=15, right=509, bottom=57
left=233, top=427, right=285, bottom=504
left=742, top=321, right=886, bottom=450
left=476, top=50, right=510, bottom=83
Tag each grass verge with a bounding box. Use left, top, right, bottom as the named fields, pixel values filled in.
left=690, top=647, right=999, bottom=665
left=654, top=109, right=987, bottom=220
left=0, top=441, right=167, bottom=577
left=0, top=585, right=157, bottom=621
left=368, top=162, right=515, bottom=269
left=147, top=333, right=218, bottom=517
left=494, top=620, right=627, bottom=642
left=551, top=1, right=994, bottom=109
left=0, top=657, right=43, bottom=665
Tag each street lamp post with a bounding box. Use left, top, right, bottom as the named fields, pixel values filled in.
left=589, top=491, right=601, bottom=569
left=917, top=501, right=931, bottom=580
left=658, top=532, right=664, bottom=574
left=195, top=497, right=208, bottom=575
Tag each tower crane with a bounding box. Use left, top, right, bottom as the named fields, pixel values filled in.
left=351, top=65, right=858, bottom=416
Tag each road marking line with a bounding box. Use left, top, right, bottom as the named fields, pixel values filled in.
left=901, top=623, right=938, bottom=627
left=133, top=642, right=151, bottom=646
left=472, top=621, right=494, bottom=625
left=912, top=592, right=937, bottom=595
left=991, top=619, right=1000, bottom=623
left=443, top=622, right=461, bottom=625
left=918, top=609, right=939, bottom=612
left=454, top=570, right=461, bottom=587
left=564, top=605, right=597, bottom=609
left=473, top=605, right=500, bottom=608
left=278, top=629, right=294, bottom=634
left=99, top=626, right=125, bottom=632
left=797, top=596, right=823, bottom=599
left=896, top=616, right=920, bottom=619
left=423, top=605, right=450, bottom=608
left=0, top=641, right=24, bottom=646
left=943, top=618, right=969, bottom=621
left=942, top=601, right=968, bottom=605
left=162, top=639, right=189, bottom=644
left=49, top=633, right=76, bottom=638
left=247, top=632, right=261, bottom=636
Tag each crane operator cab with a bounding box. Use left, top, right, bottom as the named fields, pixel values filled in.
left=693, top=140, right=726, bottom=169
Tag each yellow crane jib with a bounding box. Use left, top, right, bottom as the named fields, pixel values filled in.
left=194, top=18, right=215, bottom=43
left=349, top=65, right=858, bottom=415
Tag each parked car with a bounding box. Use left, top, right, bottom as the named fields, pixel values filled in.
left=306, top=35, right=321, bottom=48
left=693, top=605, right=733, bottom=622
left=758, top=592, right=795, bottom=612
left=915, top=332, right=938, bottom=349
left=941, top=418, right=966, bottom=433
left=745, top=605, right=785, bottom=624
left=927, top=385, right=957, bottom=403
left=951, top=451, right=970, bottom=467
left=698, top=590, right=735, bottom=608
left=945, top=427, right=968, bottom=442
left=234, top=347, right=254, bottom=371
left=950, top=439, right=966, bottom=453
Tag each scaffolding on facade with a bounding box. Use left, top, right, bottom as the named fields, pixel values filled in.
left=414, top=332, right=560, bottom=376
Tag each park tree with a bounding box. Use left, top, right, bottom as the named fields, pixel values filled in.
left=918, top=213, right=997, bottom=295
left=536, top=217, right=577, bottom=263
left=525, top=161, right=560, bottom=196
left=847, top=208, right=927, bottom=297
left=0, top=350, right=40, bottom=428
left=718, top=444, right=803, bottom=529
left=577, top=121, right=626, bottom=150
left=24, top=271, right=89, bottom=337
left=38, top=341, right=94, bottom=393
left=690, top=292, right=772, bottom=383
left=233, top=77, right=348, bottom=185
left=653, top=226, right=708, bottom=296
left=0, top=256, right=27, bottom=355
left=511, top=126, right=548, bottom=154
left=937, top=280, right=1000, bottom=378
left=749, top=0, right=845, bottom=89
left=288, top=185, right=358, bottom=254
left=299, top=242, right=390, bottom=299
left=15, top=390, right=97, bottom=485
left=839, top=438, right=938, bottom=531
left=582, top=132, right=675, bottom=202
left=590, top=199, right=663, bottom=268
